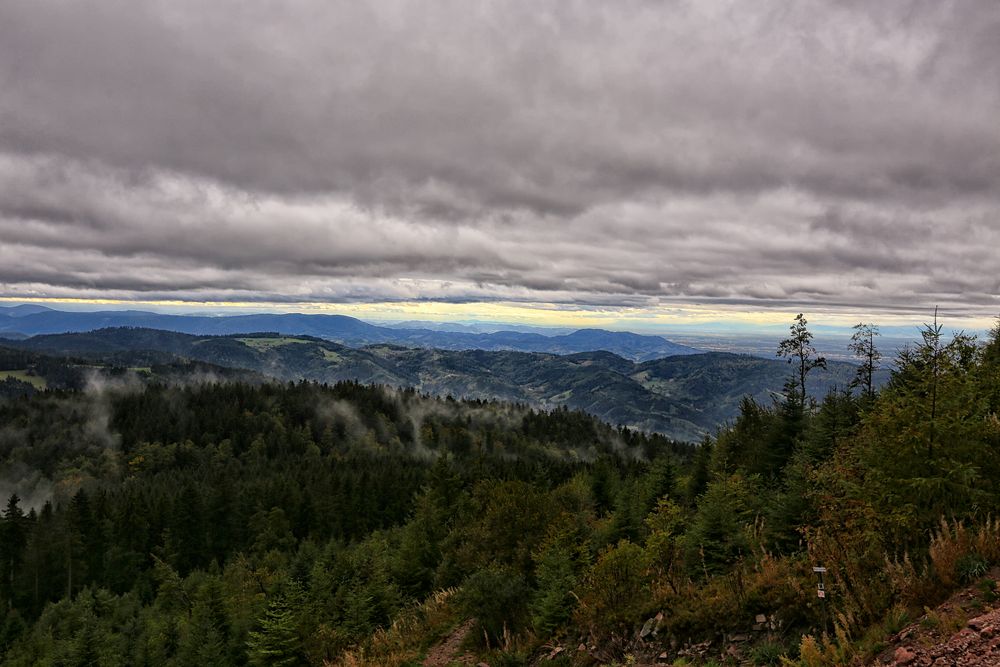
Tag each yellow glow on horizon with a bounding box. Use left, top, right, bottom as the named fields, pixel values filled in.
left=2, top=295, right=995, bottom=331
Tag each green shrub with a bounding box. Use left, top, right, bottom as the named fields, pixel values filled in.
left=956, top=553, right=989, bottom=583
left=976, top=578, right=999, bottom=603
left=530, top=543, right=578, bottom=635
left=575, top=540, right=648, bottom=634
left=750, top=640, right=786, bottom=666
left=457, top=567, right=528, bottom=647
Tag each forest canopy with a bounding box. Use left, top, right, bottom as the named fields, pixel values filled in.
left=0, top=316, right=996, bottom=665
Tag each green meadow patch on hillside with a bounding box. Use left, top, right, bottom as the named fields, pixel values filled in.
left=321, top=348, right=343, bottom=362
left=236, top=336, right=313, bottom=350
left=0, top=369, right=47, bottom=388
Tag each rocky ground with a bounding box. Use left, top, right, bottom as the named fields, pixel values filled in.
left=872, top=609, right=1000, bottom=666
left=870, top=575, right=1000, bottom=667
left=419, top=576, right=1000, bottom=666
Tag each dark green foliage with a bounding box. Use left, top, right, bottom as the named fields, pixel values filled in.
left=750, top=640, right=786, bottom=666
left=849, top=323, right=882, bottom=400
left=576, top=540, right=648, bottom=632
left=685, top=437, right=713, bottom=503
left=458, top=567, right=529, bottom=646
left=5, top=328, right=877, bottom=442
left=247, top=589, right=304, bottom=666
left=530, top=544, right=578, bottom=636
left=0, top=315, right=996, bottom=665
left=0, top=496, right=28, bottom=612
left=684, top=475, right=756, bottom=576
left=776, top=313, right=827, bottom=410
left=0, top=377, right=692, bottom=664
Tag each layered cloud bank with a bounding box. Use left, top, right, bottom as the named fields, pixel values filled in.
left=1, top=1, right=998, bottom=321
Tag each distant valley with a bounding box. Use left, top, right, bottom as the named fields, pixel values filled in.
left=2, top=327, right=882, bottom=441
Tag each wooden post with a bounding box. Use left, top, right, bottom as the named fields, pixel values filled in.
left=813, top=566, right=828, bottom=634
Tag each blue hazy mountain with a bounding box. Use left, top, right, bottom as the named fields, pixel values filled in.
left=0, top=304, right=55, bottom=317
left=0, top=308, right=699, bottom=361
left=385, top=320, right=576, bottom=335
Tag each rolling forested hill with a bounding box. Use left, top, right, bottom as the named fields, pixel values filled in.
left=0, top=320, right=995, bottom=666
left=4, top=328, right=881, bottom=441
left=0, top=341, right=262, bottom=401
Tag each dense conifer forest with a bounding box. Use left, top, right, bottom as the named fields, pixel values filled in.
left=4, top=0, right=995, bottom=663
left=0, top=318, right=997, bottom=665
left=4, top=326, right=876, bottom=442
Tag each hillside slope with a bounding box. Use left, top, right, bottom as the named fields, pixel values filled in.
left=6, top=328, right=876, bottom=441
left=870, top=569, right=1000, bottom=667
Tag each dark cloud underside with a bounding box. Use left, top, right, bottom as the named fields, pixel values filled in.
left=1, top=0, right=998, bottom=316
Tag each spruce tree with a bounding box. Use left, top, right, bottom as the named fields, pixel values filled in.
left=777, top=313, right=826, bottom=410
left=849, top=322, right=881, bottom=400
left=0, top=495, right=28, bottom=610
left=530, top=544, right=577, bottom=636
left=246, top=591, right=302, bottom=667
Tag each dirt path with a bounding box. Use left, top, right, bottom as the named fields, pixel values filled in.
left=422, top=618, right=479, bottom=667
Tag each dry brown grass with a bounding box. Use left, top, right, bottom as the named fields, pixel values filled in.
left=328, top=588, right=459, bottom=667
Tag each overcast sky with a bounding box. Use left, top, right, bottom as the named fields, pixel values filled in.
left=1, top=0, right=998, bottom=330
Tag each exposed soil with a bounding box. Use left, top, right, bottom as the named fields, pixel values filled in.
left=422, top=618, right=480, bottom=667
left=869, top=572, right=1000, bottom=667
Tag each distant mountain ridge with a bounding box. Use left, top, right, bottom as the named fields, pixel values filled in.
left=0, top=304, right=55, bottom=317
left=385, top=320, right=575, bottom=335
left=4, top=327, right=882, bottom=441
left=0, top=308, right=699, bottom=361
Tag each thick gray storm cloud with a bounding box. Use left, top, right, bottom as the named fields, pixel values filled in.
left=1, top=1, right=998, bottom=317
